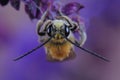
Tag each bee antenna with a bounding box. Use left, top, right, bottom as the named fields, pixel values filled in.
left=13, top=37, right=52, bottom=61
left=61, top=34, right=110, bottom=62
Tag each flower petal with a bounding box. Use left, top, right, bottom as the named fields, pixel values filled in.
left=25, top=4, right=36, bottom=19
left=62, top=2, right=84, bottom=15
left=41, top=0, right=53, bottom=12
left=24, top=0, right=41, bottom=19
left=51, top=1, right=61, bottom=13
left=23, top=0, right=53, bottom=19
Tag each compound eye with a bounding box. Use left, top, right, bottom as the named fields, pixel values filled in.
left=47, top=24, right=53, bottom=37
left=64, top=24, right=70, bottom=37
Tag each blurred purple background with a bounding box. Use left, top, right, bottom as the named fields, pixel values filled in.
left=0, top=0, right=120, bottom=80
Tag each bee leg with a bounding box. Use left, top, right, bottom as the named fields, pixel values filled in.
left=37, top=20, right=52, bottom=36
left=71, top=21, right=87, bottom=46
left=74, top=31, right=87, bottom=47
left=69, top=48, right=76, bottom=59
left=46, top=54, right=53, bottom=61
left=76, top=26, right=87, bottom=46
left=65, top=48, right=76, bottom=61
left=46, top=50, right=55, bottom=62
left=39, top=38, right=46, bottom=42
left=56, top=10, right=87, bottom=46
left=56, top=9, right=75, bottom=28
left=37, top=9, right=50, bottom=36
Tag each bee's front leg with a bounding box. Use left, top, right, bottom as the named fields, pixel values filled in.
left=71, top=21, right=87, bottom=46
left=44, top=48, right=56, bottom=61
left=67, top=48, right=76, bottom=60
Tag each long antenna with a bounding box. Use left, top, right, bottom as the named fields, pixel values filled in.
left=13, top=1, right=53, bottom=61
left=13, top=37, right=52, bottom=61
left=61, top=34, right=110, bottom=62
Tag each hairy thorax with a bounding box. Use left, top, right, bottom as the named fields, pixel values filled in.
left=45, top=38, right=74, bottom=61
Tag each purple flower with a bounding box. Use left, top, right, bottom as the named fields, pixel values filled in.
left=25, top=1, right=39, bottom=19
left=51, top=1, right=61, bottom=12
left=62, top=2, right=84, bottom=15
left=24, top=0, right=53, bottom=19
left=0, top=0, right=85, bottom=21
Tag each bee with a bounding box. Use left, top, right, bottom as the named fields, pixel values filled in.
left=13, top=9, right=109, bottom=62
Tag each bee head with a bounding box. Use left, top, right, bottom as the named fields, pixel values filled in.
left=47, top=20, right=70, bottom=39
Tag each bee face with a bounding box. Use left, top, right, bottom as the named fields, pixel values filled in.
left=42, top=20, right=75, bottom=61
left=36, top=17, right=87, bottom=61
left=47, top=20, right=70, bottom=40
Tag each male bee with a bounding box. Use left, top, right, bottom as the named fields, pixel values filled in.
left=35, top=9, right=87, bottom=61
left=13, top=8, right=109, bottom=62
